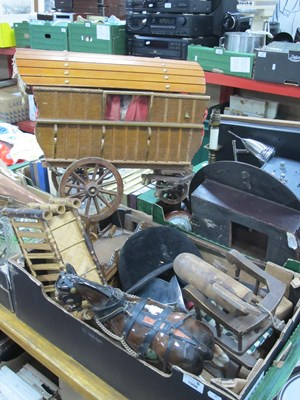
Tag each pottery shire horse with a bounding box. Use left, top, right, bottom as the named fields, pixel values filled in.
left=55, top=264, right=215, bottom=375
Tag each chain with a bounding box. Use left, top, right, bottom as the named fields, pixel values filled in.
left=94, top=317, right=139, bottom=358
left=125, top=293, right=139, bottom=299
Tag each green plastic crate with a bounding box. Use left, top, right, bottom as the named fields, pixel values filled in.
left=68, top=21, right=127, bottom=54
left=13, top=21, right=31, bottom=48
left=187, top=45, right=255, bottom=79
left=29, top=21, right=69, bottom=51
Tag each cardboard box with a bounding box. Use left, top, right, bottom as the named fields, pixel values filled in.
left=2, top=240, right=299, bottom=400
left=0, top=23, right=16, bottom=48
left=254, top=42, right=300, bottom=86
left=0, top=86, right=29, bottom=124
left=226, top=95, right=279, bottom=119
left=187, top=45, right=255, bottom=79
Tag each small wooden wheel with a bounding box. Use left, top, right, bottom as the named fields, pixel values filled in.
left=157, top=181, right=189, bottom=205
left=59, top=157, right=123, bottom=222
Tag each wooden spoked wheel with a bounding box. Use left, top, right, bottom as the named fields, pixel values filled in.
left=156, top=181, right=189, bottom=205
left=59, top=157, right=123, bottom=222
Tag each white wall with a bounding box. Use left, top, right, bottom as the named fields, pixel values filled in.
left=272, top=0, right=300, bottom=37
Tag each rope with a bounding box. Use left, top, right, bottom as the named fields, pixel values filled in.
left=12, top=54, right=27, bottom=104
left=94, top=317, right=139, bottom=357
left=257, top=303, right=285, bottom=331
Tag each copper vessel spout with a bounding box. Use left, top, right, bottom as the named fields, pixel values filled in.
left=0, top=169, right=49, bottom=207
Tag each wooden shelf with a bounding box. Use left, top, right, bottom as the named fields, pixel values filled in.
left=0, top=305, right=127, bottom=400
left=0, top=47, right=16, bottom=56
left=205, top=71, right=300, bottom=99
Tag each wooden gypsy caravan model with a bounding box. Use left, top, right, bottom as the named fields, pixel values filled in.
left=15, top=48, right=209, bottom=223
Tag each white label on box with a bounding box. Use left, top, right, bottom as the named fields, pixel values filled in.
left=61, top=28, right=66, bottom=32
left=230, top=57, right=251, bottom=73
left=96, top=25, right=110, bottom=40
left=182, top=374, right=204, bottom=394
left=257, top=51, right=267, bottom=58
left=287, top=232, right=298, bottom=250
left=165, top=2, right=171, bottom=8
left=215, top=48, right=224, bottom=55
left=208, top=391, right=222, bottom=400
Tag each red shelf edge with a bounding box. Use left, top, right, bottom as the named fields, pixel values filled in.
left=0, top=47, right=16, bottom=56
left=205, top=71, right=300, bottom=99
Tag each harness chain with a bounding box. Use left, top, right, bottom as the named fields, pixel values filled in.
left=95, top=317, right=139, bottom=357
left=94, top=294, right=201, bottom=372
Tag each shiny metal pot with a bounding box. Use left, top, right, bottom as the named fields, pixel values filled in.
left=219, top=32, right=266, bottom=53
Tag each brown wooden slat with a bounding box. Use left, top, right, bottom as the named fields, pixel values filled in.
left=23, top=76, right=205, bottom=93
left=18, top=67, right=203, bottom=86
left=22, top=242, right=52, bottom=250
left=16, top=231, right=47, bottom=239
left=36, top=119, right=204, bottom=128
left=15, top=48, right=201, bottom=69
left=34, top=90, right=103, bottom=120
left=26, top=252, right=58, bottom=259
left=17, top=59, right=204, bottom=77
left=43, top=285, right=56, bottom=293
left=41, top=158, right=193, bottom=169
left=30, top=263, right=62, bottom=271
left=13, top=221, right=44, bottom=229
left=36, top=273, right=60, bottom=282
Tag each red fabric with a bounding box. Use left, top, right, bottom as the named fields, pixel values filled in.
left=125, top=96, right=149, bottom=121
left=0, top=141, right=13, bottom=166
left=105, top=95, right=149, bottom=121
left=105, top=95, right=121, bottom=120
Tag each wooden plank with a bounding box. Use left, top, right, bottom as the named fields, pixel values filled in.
left=17, top=59, right=204, bottom=77
left=34, top=87, right=208, bottom=99
left=13, top=221, right=44, bottom=229
left=43, top=285, right=56, bottom=293
left=27, top=252, right=58, bottom=259
left=18, top=67, right=203, bottom=86
left=221, top=114, right=300, bottom=128
left=36, top=119, right=204, bottom=129
left=37, top=273, right=61, bottom=282
left=17, top=231, right=46, bottom=239
left=0, top=305, right=127, bottom=400
left=30, top=263, right=62, bottom=271
left=15, top=48, right=201, bottom=69
left=24, top=76, right=205, bottom=93
left=22, top=242, right=52, bottom=250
